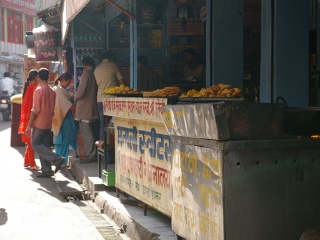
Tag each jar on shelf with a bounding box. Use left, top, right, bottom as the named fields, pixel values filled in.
left=141, top=6, right=155, bottom=24
left=83, top=33, right=89, bottom=47
left=74, top=33, right=79, bottom=46
left=78, top=34, right=84, bottom=47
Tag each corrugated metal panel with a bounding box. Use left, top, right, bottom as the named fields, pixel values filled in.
left=88, top=0, right=107, bottom=8
left=104, top=0, right=130, bottom=22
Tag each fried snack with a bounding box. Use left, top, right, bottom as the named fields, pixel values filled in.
left=179, top=83, right=242, bottom=98
left=217, top=83, right=231, bottom=89
left=210, top=85, right=220, bottom=91
left=143, top=86, right=180, bottom=97
left=186, top=89, right=199, bottom=97
left=231, top=88, right=242, bottom=97
left=142, top=84, right=242, bottom=98
left=103, top=85, right=140, bottom=94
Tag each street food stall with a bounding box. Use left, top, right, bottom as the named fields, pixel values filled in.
left=49, top=0, right=317, bottom=239
left=162, top=101, right=320, bottom=240
left=101, top=84, right=240, bottom=217
left=103, top=86, right=320, bottom=239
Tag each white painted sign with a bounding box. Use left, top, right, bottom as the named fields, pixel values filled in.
left=114, top=117, right=172, bottom=216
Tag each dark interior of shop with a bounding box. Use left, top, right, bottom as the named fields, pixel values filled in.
left=40, top=0, right=317, bottom=105
left=243, top=0, right=261, bottom=102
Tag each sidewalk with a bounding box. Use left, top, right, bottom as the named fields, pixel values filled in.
left=67, top=157, right=177, bottom=240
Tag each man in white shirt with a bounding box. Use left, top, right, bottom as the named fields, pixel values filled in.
left=0, top=72, right=18, bottom=96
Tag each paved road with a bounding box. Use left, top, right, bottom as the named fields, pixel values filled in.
left=0, top=115, right=128, bottom=240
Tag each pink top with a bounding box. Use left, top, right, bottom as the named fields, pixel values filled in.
left=31, top=83, right=56, bottom=130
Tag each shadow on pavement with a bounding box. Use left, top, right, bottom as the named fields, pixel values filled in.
left=29, top=169, right=87, bottom=206
left=12, top=146, right=25, bottom=157
left=0, top=208, right=8, bottom=225
left=0, top=120, right=11, bottom=132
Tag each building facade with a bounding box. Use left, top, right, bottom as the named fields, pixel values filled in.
left=0, top=0, right=57, bottom=84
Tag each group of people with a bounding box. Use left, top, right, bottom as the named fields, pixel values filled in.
left=18, top=68, right=66, bottom=178
left=17, top=52, right=128, bottom=177
left=16, top=48, right=202, bottom=178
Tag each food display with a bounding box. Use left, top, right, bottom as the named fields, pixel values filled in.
left=180, top=83, right=242, bottom=98
left=103, top=85, right=140, bottom=95
left=142, top=86, right=180, bottom=97
left=103, top=84, right=242, bottom=100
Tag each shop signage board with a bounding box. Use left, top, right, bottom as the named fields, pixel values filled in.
left=33, top=25, right=58, bottom=61
left=103, top=97, right=172, bottom=216
left=103, top=97, right=167, bottom=123
left=114, top=117, right=172, bottom=216
left=171, top=142, right=223, bottom=239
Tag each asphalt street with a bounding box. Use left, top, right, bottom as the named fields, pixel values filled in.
left=0, top=114, right=128, bottom=240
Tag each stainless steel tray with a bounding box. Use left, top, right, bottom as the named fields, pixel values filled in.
left=178, top=97, right=244, bottom=102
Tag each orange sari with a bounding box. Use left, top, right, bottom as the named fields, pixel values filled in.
left=18, top=83, right=37, bottom=142
left=18, top=83, right=37, bottom=167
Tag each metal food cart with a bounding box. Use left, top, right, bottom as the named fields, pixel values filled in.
left=104, top=97, right=320, bottom=240
left=163, top=102, right=320, bottom=240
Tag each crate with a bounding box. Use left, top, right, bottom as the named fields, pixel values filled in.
left=101, top=170, right=115, bottom=186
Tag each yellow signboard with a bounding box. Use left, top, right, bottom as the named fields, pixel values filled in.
left=114, top=117, right=172, bottom=216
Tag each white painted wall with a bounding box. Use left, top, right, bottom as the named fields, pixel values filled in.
left=1, top=41, right=27, bottom=56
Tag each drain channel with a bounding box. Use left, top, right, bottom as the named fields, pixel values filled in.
left=65, top=197, right=126, bottom=240
left=56, top=169, right=128, bottom=240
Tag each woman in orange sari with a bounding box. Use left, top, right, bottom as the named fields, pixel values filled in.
left=18, top=69, right=40, bottom=171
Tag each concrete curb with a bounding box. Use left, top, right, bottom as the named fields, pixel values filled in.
left=68, top=158, right=107, bottom=196
left=68, top=159, right=174, bottom=240
left=94, top=193, right=160, bottom=240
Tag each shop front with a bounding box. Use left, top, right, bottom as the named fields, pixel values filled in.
left=59, top=0, right=209, bottom=92
left=40, top=0, right=311, bottom=106
left=102, top=95, right=320, bottom=239
left=38, top=0, right=318, bottom=239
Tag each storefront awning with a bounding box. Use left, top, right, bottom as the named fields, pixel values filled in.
left=61, top=0, right=135, bottom=45
left=61, top=0, right=91, bottom=45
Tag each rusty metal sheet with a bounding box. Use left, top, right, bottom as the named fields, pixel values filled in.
left=163, top=102, right=284, bottom=140
left=170, top=136, right=320, bottom=240
left=163, top=103, right=230, bottom=140
left=171, top=141, right=224, bottom=239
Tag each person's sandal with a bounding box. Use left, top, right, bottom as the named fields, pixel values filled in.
left=30, top=166, right=41, bottom=171
left=24, top=164, right=29, bottom=168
